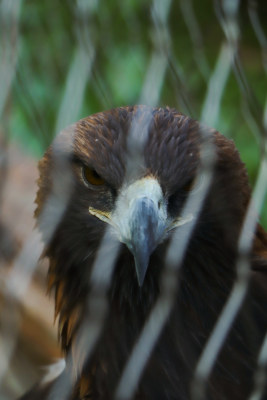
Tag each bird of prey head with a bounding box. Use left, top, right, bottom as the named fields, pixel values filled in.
left=32, top=106, right=267, bottom=400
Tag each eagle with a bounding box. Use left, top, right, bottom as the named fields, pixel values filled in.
left=20, top=106, right=267, bottom=400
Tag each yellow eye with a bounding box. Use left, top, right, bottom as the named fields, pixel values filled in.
left=82, top=166, right=105, bottom=186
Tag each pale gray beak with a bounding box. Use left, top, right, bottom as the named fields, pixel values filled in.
left=127, top=195, right=166, bottom=286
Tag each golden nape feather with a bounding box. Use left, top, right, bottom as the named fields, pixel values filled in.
left=20, top=106, right=267, bottom=400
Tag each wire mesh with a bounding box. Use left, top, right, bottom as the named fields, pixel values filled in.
left=0, top=0, right=267, bottom=399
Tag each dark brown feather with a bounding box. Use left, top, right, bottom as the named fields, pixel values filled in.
left=22, top=106, right=267, bottom=399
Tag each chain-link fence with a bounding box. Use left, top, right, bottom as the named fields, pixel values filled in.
left=0, top=0, right=267, bottom=399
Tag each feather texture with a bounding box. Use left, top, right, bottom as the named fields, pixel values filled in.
left=21, top=106, right=267, bottom=399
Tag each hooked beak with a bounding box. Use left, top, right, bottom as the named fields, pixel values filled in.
left=127, top=195, right=165, bottom=286
left=89, top=177, right=193, bottom=286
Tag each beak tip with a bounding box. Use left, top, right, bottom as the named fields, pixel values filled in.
left=137, top=274, right=145, bottom=287
left=134, top=257, right=149, bottom=287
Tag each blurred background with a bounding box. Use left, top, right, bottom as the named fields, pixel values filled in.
left=0, top=0, right=266, bottom=399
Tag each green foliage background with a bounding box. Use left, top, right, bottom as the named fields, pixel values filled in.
left=6, top=0, right=267, bottom=227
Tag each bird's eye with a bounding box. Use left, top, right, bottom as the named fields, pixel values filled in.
left=182, top=178, right=195, bottom=193
left=82, top=166, right=105, bottom=187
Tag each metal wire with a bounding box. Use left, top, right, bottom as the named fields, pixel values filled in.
left=191, top=2, right=267, bottom=399
left=115, top=134, right=216, bottom=400
left=0, top=0, right=267, bottom=399
left=0, top=0, right=21, bottom=120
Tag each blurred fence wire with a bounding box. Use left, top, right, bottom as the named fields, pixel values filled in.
left=0, top=0, right=267, bottom=399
